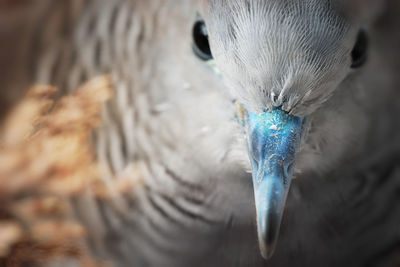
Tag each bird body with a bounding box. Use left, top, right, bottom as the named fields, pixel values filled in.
left=4, top=0, right=400, bottom=266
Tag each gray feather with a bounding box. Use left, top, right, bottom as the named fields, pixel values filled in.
left=2, top=0, right=400, bottom=266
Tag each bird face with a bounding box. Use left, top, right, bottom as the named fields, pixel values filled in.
left=192, top=0, right=374, bottom=259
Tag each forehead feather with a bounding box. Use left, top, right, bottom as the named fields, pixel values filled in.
left=201, top=0, right=356, bottom=114
left=204, top=0, right=352, bottom=59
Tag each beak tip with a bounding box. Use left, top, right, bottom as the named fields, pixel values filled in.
left=254, top=178, right=287, bottom=260
left=256, top=202, right=280, bottom=260
left=259, top=240, right=277, bottom=260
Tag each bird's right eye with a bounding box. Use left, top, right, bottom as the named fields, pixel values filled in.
left=192, top=20, right=213, bottom=61
left=351, top=30, right=368, bottom=69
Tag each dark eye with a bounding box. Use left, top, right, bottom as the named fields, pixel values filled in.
left=351, top=30, right=368, bottom=68
left=192, top=20, right=213, bottom=61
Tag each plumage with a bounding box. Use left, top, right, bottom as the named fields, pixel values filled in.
left=2, top=0, right=400, bottom=266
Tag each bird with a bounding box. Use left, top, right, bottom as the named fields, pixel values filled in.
left=3, top=0, right=400, bottom=266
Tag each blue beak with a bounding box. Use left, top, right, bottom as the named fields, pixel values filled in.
left=244, top=108, right=304, bottom=259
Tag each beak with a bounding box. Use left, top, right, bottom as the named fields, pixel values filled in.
left=242, top=106, right=304, bottom=259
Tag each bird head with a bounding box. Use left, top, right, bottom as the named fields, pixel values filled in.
left=190, top=0, right=383, bottom=259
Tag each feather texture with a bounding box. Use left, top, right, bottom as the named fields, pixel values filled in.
left=2, top=0, right=400, bottom=266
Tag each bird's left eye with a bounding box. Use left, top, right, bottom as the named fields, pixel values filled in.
left=192, top=20, right=213, bottom=61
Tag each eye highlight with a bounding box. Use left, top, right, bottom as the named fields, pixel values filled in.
left=192, top=20, right=213, bottom=61
left=351, top=30, right=368, bottom=69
